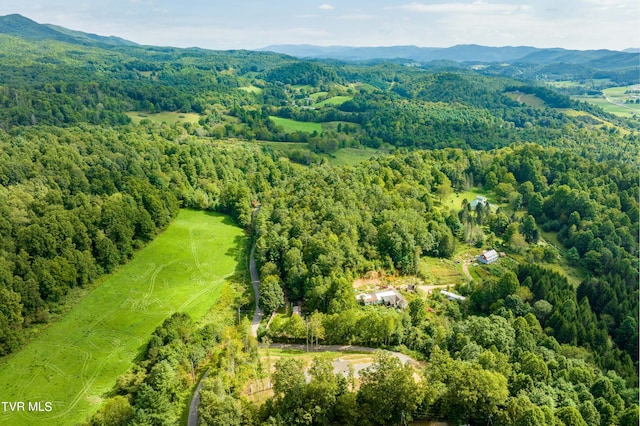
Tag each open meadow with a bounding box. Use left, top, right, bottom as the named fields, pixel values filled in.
left=314, top=95, right=353, bottom=107
left=125, top=111, right=201, bottom=125
left=0, top=210, right=245, bottom=425
left=270, top=116, right=323, bottom=133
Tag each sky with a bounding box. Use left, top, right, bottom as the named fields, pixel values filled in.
left=1, top=0, right=638, bottom=51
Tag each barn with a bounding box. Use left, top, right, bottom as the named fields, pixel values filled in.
left=478, top=249, right=499, bottom=264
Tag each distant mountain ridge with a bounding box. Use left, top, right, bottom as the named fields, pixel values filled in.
left=260, top=44, right=639, bottom=69
left=0, top=13, right=636, bottom=70
left=0, top=13, right=137, bottom=47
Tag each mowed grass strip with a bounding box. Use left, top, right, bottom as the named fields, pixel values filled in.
left=314, top=95, right=353, bottom=107
left=0, top=210, right=245, bottom=426
left=270, top=116, right=323, bottom=133
left=126, top=111, right=201, bottom=125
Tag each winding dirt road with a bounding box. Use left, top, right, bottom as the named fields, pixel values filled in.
left=461, top=260, right=473, bottom=281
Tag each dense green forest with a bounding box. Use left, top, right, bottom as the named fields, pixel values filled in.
left=0, top=20, right=638, bottom=426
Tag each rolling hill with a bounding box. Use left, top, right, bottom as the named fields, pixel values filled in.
left=261, top=43, right=639, bottom=69
left=0, top=13, right=137, bottom=47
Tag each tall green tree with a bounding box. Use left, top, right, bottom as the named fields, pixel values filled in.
left=357, top=351, right=422, bottom=425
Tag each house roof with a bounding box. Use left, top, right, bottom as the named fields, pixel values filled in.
left=481, top=249, right=499, bottom=260
left=441, top=290, right=466, bottom=301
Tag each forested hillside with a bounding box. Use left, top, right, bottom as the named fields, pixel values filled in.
left=0, top=16, right=637, bottom=426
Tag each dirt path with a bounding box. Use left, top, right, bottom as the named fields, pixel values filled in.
left=461, top=260, right=473, bottom=281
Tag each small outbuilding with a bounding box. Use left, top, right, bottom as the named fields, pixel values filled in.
left=441, top=290, right=466, bottom=301
left=470, top=196, right=488, bottom=209
left=478, top=249, right=499, bottom=264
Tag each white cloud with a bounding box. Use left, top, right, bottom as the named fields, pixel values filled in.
left=319, top=4, right=335, bottom=10
left=393, top=2, right=530, bottom=14
left=336, top=14, right=375, bottom=20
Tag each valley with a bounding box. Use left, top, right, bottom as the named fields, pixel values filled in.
left=0, top=210, right=245, bottom=425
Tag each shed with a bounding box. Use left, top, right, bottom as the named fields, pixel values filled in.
left=441, top=290, right=466, bottom=301
left=470, top=196, right=488, bottom=209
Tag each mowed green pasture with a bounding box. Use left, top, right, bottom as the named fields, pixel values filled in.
left=572, top=86, right=640, bottom=118
left=0, top=210, right=245, bottom=425
left=239, top=85, right=263, bottom=94
left=309, top=91, right=329, bottom=100
left=126, top=111, right=201, bottom=125
left=506, top=92, right=546, bottom=108
left=325, top=147, right=379, bottom=166
left=574, top=96, right=639, bottom=118
left=270, top=116, right=323, bottom=133
left=315, top=96, right=353, bottom=107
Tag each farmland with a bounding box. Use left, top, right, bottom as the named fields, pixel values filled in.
left=0, top=210, right=245, bottom=425
left=315, top=95, right=353, bottom=107
left=270, top=116, right=323, bottom=133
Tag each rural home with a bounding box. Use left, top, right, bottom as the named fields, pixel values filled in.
left=478, top=249, right=499, bottom=264
left=469, top=195, right=488, bottom=209
left=357, top=289, right=408, bottom=309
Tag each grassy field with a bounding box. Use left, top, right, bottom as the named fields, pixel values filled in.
left=126, top=111, right=201, bottom=125
left=573, top=96, right=639, bottom=118
left=558, top=108, right=632, bottom=135
left=258, top=142, right=379, bottom=167
left=572, top=85, right=640, bottom=118
left=351, top=83, right=378, bottom=93
left=309, top=91, right=329, bottom=100
left=325, top=147, right=379, bottom=166
left=270, top=116, right=323, bottom=133
left=419, top=257, right=465, bottom=286
left=538, top=229, right=587, bottom=287
left=239, top=85, right=263, bottom=94
left=505, top=92, right=547, bottom=108
left=259, top=141, right=308, bottom=155
left=441, top=189, right=493, bottom=211
left=0, top=210, right=245, bottom=425
left=315, top=96, right=353, bottom=107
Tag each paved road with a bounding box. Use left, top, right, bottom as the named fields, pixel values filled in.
left=250, top=206, right=262, bottom=337
left=604, top=94, right=640, bottom=112
left=189, top=207, right=262, bottom=425
left=187, top=368, right=210, bottom=426
left=250, top=244, right=263, bottom=337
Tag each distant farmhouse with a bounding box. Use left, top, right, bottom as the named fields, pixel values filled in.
left=478, top=249, right=499, bottom=264
left=357, top=289, right=408, bottom=309
left=470, top=195, right=488, bottom=209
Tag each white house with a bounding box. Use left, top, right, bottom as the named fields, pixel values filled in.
left=470, top=196, right=488, bottom=209
left=357, top=289, right=408, bottom=309
left=478, top=249, right=499, bottom=264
